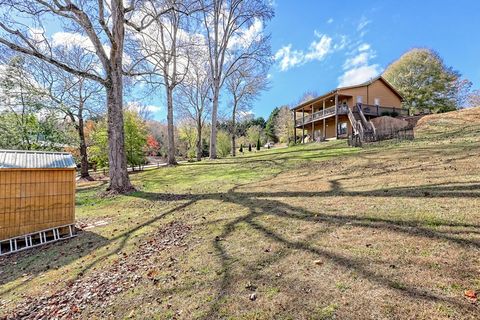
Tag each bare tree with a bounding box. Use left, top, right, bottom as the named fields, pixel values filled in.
left=0, top=0, right=173, bottom=193
left=32, top=48, right=104, bottom=180
left=274, top=105, right=294, bottom=144
left=136, top=0, right=200, bottom=165
left=296, top=91, right=319, bottom=105
left=176, top=50, right=211, bottom=160
left=199, top=0, right=273, bottom=159
left=467, top=89, right=480, bottom=108
left=226, top=61, right=268, bottom=156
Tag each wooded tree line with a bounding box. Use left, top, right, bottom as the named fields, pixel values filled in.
left=0, top=0, right=275, bottom=193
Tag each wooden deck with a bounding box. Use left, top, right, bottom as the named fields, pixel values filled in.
left=295, top=104, right=407, bottom=127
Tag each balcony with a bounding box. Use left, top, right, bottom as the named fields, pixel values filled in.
left=355, top=104, right=409, bottom=117
left=295, top=104, right=408, bottom=127
left=295, top=105, right=348, bottom=126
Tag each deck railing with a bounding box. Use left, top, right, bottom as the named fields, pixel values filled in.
left=355, top=104, right=409, bottom=117
left=295, top=104, right=408, bottom=127
left=295, top=106, right=337, bottom=126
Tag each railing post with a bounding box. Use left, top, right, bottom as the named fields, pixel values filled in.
left=302, top=108, right=305, bottom=144
left=323, top=100, right=326, bottom=139
left=334, top=94, right=339, bottom=139
left=293, top=111, right=297, bottom=144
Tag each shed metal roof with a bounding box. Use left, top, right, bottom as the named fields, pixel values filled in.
left=0, top=149, right=76, bottom=169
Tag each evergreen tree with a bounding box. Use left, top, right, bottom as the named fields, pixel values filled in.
left=256, top=138, right=261, bottom=150
left=265, top=107, right=279, bottom=142
left=239, top=144, right=243, bottom=153
left=248, top=143, right=252, bottom=152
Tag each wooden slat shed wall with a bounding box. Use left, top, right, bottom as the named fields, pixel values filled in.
left=0, top=150, right=76, bottom=241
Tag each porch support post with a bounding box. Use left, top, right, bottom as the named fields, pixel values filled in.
left=311, top=118, right=314, bottom=141
left=293, top=110, right=297, bottom=144
left=322, top=100, right=326, bottom=139
left=322, top=99, right=327, bottom=140
left=302, top=108, right=305, bottom=144
left=335, top=94, right=339, bottom=139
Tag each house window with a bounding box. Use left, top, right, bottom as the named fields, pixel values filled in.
left=338, top=122, right=347, bottom=135
left=374, top=98, right=380, bottom=106
left=356, top=96, right=363, bottom=104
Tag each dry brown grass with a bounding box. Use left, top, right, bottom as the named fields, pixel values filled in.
left=1, top=108, right=479, bottom=319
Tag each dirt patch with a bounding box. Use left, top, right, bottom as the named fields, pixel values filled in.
left=76, top=219, right=111, bottom=231
left=2, top=221, right=191, bottom=320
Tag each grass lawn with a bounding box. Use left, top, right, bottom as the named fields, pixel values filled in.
left=1, top=108, right=480, bottom=319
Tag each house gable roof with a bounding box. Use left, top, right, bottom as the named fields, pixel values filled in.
left=291, top=76, right=404, bottom=111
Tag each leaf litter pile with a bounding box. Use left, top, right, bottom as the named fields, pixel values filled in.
left=2, top=221, right=191, bottom=320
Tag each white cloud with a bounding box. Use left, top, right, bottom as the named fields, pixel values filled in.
left=228, top=18, right=263, bottom=50
left=333, top=35, right=348, bottom=51
left=52, top=32, right=95, bottom=51
left=146, top=105, right=161, bottom=112
left=357, top=16, right=371, bottom=32
left=275, top=32, right=340, bottom=71
left=338, top=42, right=381, bottom=86
left=305, top=33, right=332, bottom=61
left=358, top=43, right=370, bottom=52
left=338, top=65, right=380, bottom=87
left=274, top=44, right=305, bottom=71
left=343, top=52, right=370, bottom=69
left=327, top=18, right=334, bottom=24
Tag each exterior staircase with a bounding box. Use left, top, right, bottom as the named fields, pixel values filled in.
left=347, top=104, right=377, bottom=146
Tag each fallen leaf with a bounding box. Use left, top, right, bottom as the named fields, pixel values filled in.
left=464, top=289, right=477, bottom=302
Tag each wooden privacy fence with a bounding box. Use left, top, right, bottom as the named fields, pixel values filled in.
left=375, top=127, right=415, bottom=141
left=348, top=127, right=415, bottom=147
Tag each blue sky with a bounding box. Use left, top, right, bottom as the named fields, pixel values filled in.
left=249, top=0, right=480, bottom=119
left=15, top=0, right=479, bottom=121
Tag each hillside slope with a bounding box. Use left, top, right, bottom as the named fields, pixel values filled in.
left=1, top=109, right=479, bottom=319
left=415, top=106, right=480, bottom=139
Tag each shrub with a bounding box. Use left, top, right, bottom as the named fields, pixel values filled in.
left=256, top=138, right=261, bottom=151
left=239, top=144, right=243, bottom=153
left=217, top=130, right=231, bottom=157
left=248, top=143, right=252, bottom=152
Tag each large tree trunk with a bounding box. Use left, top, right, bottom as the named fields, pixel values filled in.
left=105, top=3, right=132, bottom=193
left=166, top=86, right=177, bottom=165
left=77, top=116, right=92, bottom=180
left=196, top=116, right=202, bottom=161
left=106, top=79, right=132, bottom=193
left=209, top=86, right=219, bottom=159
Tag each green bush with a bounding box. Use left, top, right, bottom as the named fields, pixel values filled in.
left=217, top=130, right=231, bottom=157
left=256, top=138, right=261, bottom=151
left=239, top=144, right=243, bottom=153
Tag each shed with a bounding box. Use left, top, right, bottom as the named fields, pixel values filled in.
left=0, top=149, right=77, bottom=255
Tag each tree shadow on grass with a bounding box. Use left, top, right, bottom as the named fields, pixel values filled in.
left=0, top=230, right=108, bottom=296
left=4, top=174, right=478, bottom=317
left=125, top=176, right=480, bottom=318
left=201, top=190, right=479, bottom=318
